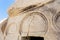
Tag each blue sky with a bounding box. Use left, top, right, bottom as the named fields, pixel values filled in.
left=0, top=0, right=14, bottom=21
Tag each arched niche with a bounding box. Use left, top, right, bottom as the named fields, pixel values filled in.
left=20, top=12, right=48, bottom=37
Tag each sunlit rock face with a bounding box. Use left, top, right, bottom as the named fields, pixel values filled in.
left=0, top=18, right=8, bottom=40
left=0, top=0, right=60, bottom=40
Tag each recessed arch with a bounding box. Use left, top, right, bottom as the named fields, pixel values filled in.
left=53, top=12, right=60, bottom=32
left=19, top=12, right=48, bottom=36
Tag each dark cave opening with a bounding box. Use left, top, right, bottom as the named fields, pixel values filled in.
left=22, top=36, right=44, bottom=40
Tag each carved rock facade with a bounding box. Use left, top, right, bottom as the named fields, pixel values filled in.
left=0, top=0, right=60, bottom=40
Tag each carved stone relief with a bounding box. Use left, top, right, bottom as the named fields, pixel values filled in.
left=53, top=12, right=60, bottom=32
left=0, top=0, right=60, bottom=40
left=20, top=12, right=48, bottom=37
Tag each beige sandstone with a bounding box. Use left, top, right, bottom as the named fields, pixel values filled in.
left=0, top=0, right=60, bottom=40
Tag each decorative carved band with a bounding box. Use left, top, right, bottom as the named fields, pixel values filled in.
left=8, top=0, right=54, bottom=17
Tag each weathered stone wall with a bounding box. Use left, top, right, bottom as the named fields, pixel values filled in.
left=0, top=0, right=60, bottom=40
